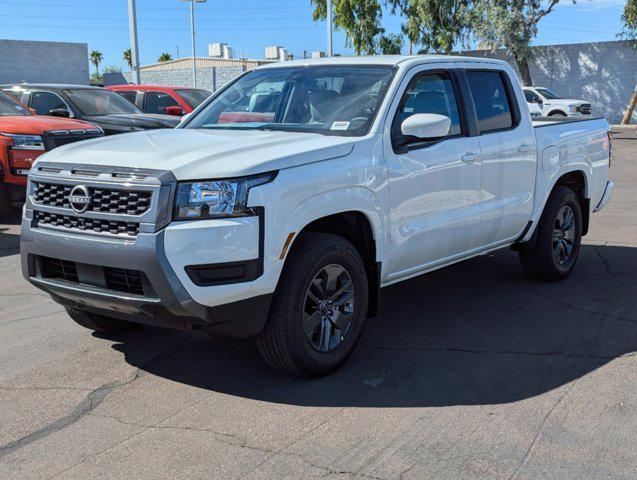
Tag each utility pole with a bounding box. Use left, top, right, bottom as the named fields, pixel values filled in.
left=327, top=0, right=333, bottom=57
left=127, top=0, right=141, bottom=84
left=179, top=0, right=206, bottom=87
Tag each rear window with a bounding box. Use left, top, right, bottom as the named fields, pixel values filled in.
left=0, top=92, right=30, bottom=116
left=175, top=89, right=211, bottom=109
left=467, top=71, right=514, bottom=133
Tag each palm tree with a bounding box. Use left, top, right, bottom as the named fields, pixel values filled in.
left=89, top=50, right=103, bottom=77
left=157, top=52, right=173, bottom=63
left=123, top=48, right=133, bottom=70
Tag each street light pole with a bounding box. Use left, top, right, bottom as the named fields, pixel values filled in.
left=327, top=0, right=333, bottom=57
left=180, top=0, right=206, bottom=88
left=127, top=0, right=141, bottom=84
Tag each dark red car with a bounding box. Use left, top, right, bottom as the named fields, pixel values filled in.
left=107, top=85, right=212, bottom=116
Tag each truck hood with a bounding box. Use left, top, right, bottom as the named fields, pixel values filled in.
left=545, top=98, right=586, bottom=106
left=36, top=128, right=355, bottom=180
left=0, top=115, right=98, bottom=135
left=85, top=113, right=180, bottom=130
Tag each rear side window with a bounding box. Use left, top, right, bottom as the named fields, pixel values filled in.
left=467, top=71, right=514, bottom=133
left=30, top=91, right=67, bottom=115
left=144, top=92, right=179, bottom=114
left=117, top=91, right=138, bottom=105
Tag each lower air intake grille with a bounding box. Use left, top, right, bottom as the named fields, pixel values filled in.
left=40, top=256, right=79, bottom=283
left=34, top=211, right=139, bottom=237
left=103, top=267, right=145, bottom=295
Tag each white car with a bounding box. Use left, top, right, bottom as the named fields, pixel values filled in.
left=523, top=86, right=592, bottom=117
left=21, top=56, right=613, bottom=376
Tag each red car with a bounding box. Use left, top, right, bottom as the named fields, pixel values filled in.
left=0, top=91, right=103, bottom=218
left=107, top=85, right=212, bottom=116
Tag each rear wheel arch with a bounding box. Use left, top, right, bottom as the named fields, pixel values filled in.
left=554, top=170, right=589, bottom=235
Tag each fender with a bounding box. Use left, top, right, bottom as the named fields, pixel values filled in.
left=518, top=164, right=590, bottom=244
left=276, top=186, right=386, bottom=265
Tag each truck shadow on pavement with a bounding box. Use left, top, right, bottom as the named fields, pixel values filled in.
left=111, top=244, right=636, bottom=407
left=0, top=208, right=21, bottom=258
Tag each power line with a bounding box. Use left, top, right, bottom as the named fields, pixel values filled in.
left=0, top=1, right=310, bottom=10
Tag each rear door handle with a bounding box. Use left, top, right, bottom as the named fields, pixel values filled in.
left=518, top=143, right=534, bottom=153
left=462, top=153, right=480, bottom=163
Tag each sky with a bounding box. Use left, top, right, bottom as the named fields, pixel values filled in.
left=0, top=0, right=628, bottom=72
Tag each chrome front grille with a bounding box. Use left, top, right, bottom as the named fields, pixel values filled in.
left=28, top=163, right=175, bottom=239
left=578, top=103, right=591, bottom=115
left=34, top=211, right=140, bottom=237
left=33, top=182, right=152, bottom=215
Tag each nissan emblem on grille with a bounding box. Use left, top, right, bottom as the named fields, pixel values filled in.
left=68, top=185, right=91, bottom=213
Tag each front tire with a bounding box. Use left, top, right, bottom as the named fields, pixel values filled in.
left=257, top=233, right=369, bottom=377
left=519, top=186, right=583, bottom=281
left=65, top=307, right=139, bottom=333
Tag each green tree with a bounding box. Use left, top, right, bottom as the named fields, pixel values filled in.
left=158, top=52, right=173, bottom=63
left=89, top=50, right=103, bottom=77
left=468, top=1, right=578, bottom=86
left=378, top=33, right=404, bottom=54
left=620, top=0, right=637, bottom=124
left=390, top=0, right=472, bottom=54
left=311, top=0, right=471, bottom=55
left=311, top=0, right=385, bottom=54
left=123, top=48, right=133, bottom=69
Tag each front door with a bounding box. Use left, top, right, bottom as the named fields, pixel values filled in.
left=383, top=67, right=483, bottom=282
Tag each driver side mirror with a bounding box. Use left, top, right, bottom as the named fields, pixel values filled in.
left=401, top=113, right=451, bottom=139
left=49, top=108, right=71, bottom=118
left=165, top=105, right=185, bottom=116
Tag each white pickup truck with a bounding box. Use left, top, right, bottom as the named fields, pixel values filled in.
left=21, top=56, right=613, bottom=377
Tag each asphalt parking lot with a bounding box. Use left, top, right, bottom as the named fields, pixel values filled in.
left=0, top=134, right=635, bottom=480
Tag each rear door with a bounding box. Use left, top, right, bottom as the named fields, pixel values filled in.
left=383, top=66, right=483, bottom=281
left=463, top=67, right=537, bottom=246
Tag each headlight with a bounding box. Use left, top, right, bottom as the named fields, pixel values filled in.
left=174, top=172, right=276, bottom=221
left=2, top=133, right=45, bottom=151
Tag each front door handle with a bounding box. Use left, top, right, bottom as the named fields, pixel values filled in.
left=518, top=143, right=534, bottom=153
left=462, top=152, right=480, bottom=163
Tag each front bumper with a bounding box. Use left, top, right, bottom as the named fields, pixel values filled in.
left=21, top=221, right=273, bottom=338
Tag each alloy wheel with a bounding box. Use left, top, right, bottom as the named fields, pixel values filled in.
left=303, top=264, right=355, bottom=352
left=552, top=205, right=576, bottom=265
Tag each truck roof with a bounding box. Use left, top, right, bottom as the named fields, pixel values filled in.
left=0, top=84, right=101, bottom=91
left=256, top=54, right=508, bottom=69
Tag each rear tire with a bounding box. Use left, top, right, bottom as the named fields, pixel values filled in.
left=519, top=186, right=582, bottom=282
left=65, top=307, right=139, bottom=333
left=0, top=184, right=12, bottom=220
left=257, top=233, right=369, bottom=377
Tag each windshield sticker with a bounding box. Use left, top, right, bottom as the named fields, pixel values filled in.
left=331, top=121, right=350, bottom=131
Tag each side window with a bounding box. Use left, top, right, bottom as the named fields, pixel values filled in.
left=117, top=91, right=138, bottom=105
left=524, top=90, right=540, bottom=103
left=30, top=91, right=67, bottom=115
left=144, top=92, right=179, bottom=114
left=467, top=71, right=514, bottom=133
left=392, top=71, right=463, bottom=146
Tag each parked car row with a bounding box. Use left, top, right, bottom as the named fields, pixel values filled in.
left=0, top=83, right=214, bottom=218
left=0, top=90, right=103, bottom=217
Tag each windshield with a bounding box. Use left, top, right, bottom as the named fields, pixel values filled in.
left=186, top=66, right=395, bottom=136
left=176, top=89, right=211, bottom=109
left=0, top=92, right=31, bottom=116
left=536, top=88, right=562, bottom=100
left=64, top=89, right=141, bottom=116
